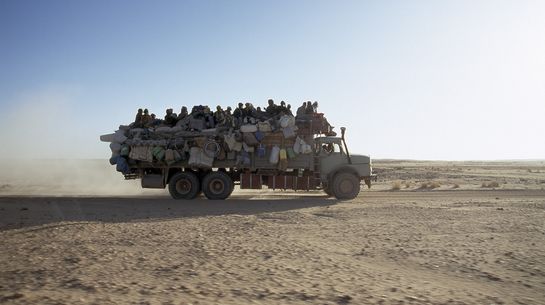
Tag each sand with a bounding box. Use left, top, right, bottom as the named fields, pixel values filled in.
left=0, top=160, right=544, bottom=305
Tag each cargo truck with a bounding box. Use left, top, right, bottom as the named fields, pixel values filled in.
left=102, top=111, right=375, bottom=200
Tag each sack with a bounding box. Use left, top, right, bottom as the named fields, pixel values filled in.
left=278, top=149, right=288, bottom=170
left=243, top=132, right=259, bottom=146
left=286, top=147, right=296, bottom=159
left=256, top=144, right=266, bottom=158
left=237, top=150, right=251, bottom=166
left=116, top=157, right=130, bottom=174
left=129, top=146, right=153, bottom=162
left=120, top=145, right=130, bottom=157
left=100, top=133, right=115, bottom=142
left=269, top=145, right=280, bottom=164
left=254, top=130, right=265, bottom=142
left=279, top=115, right=295, bottom=128
left=173, top=150, right=183, bottom=161
left=110, top=142, right=122, bottom=153
left=240, top=124, right=258, bottom=133
left=189, top=117, right=205, bottom=131
left=109, top=156, right=118, bottom=165
left=242, top=142, right=254, bottom=153
left=188, top=147, right=214, bottom=168
left=294, top=136, right=312, bottom=154
left=165, top=149, right=176, bottom=165
left=152, top=146, right=166, bottom=161
left=301, top=142, right=313, bottom=154
left=155, top=126, right=173, bottom=133
left=224, top=133, right=243, bottom=152
left=113, top=130, right=127, bottom=143
left=279, top=148, right=287, bottom=160
left=282, top=127, right=296, bottom=139
left=257, top=121, right=272, bottom=132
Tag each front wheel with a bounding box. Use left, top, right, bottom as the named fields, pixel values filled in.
left=202, top=171, right=234, bottom=200
left=332, top=172, right=360, bottom=200
left=323, top=185, right=334, bottom=197
left=168, top=172, right=200, bottom=200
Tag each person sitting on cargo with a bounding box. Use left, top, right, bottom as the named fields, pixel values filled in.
left=214, top=105, right=227, bottom=127
left=133, top=108, right=143, bottom=128
left=255, top=106, right=266, bottom=120
left=203, top=106, right=215, bottom=128
left=244, top=102, right=256, bottom=117
left=305, top=101, right=314, bottom=114
left=286, top=104, right=293, bottom=116
left=224, top=106, right=235, bottom=128
left=296, top=102, right=307, bottom=118
left=232, top=103, right=244, bottom=127
left=242, top=103, right=257, bottom=124
left=149, top=113, right=162, bottom=127
left=312, top=101, right=319, bottom=113
left=164, top=108, right=178, bottom=127
left=233, top=103, right=244, bottom=119
left=265, top=99, right=278, bottom=117
left=141, top=108, right=152, bottom=127
left=179, top=106, right=188, bottom=120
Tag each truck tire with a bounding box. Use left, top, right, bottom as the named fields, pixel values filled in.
left=202, top=171, right=234, bottom=200
left=332, top=172, right=360, bottom=200
left=168, top=172, right=200, bottom=200
left=323, top=185, right=334, bottom=197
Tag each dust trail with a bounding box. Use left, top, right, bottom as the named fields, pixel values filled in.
left=0, top=159, right=164, bottom=196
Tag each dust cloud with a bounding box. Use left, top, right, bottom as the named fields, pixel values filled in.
left=0, top=159, right=164, bottom=197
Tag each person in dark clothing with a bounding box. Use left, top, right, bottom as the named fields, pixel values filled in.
left=141, top=108, right=151, bottom=127
left=179, top=106, right=188, bottom=120
left=305, top=101, right=314, bottom=114
left=296, top=102, right=307, bottom=117
left=265, top=99, right=278, bottom=117
left=164, top=108, right=178, bottom=127
left=224, top=106, right=234, bottom=128
left=150, top=113, right=162, bottom=126
left=233, top=103, right=244, bottom=127
left=286, top=104, right=293, bottom=116
left=133, top=108, right=143, bottom=127
left=233, top=103, right=244, bottom=118
left=214, top=105, right=226, bottom=126
left=312, top=101, right=319, bottom=113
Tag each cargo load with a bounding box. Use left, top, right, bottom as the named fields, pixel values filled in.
left=101, top=100, right=375, bottom=200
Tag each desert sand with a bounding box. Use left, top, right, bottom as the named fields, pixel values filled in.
left=1, top=159, right=544, bottom=305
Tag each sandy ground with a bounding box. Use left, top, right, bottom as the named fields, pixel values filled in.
left=1, top=160, right=545, bottom=305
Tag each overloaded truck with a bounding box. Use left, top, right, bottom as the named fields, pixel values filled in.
left=100, top=105, right=375, bottom=200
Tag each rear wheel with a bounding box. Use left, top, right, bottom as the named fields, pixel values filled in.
left=332, top=172, right=360, bottom=200
left=202, top=171, right=234, bottom=200
left=168, top=172, right=200, bottom=200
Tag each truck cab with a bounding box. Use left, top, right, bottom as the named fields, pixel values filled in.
left=314, top=134, right=374, bottom=199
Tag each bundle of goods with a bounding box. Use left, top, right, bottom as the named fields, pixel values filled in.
left=100, top=102, right=333, bottom=175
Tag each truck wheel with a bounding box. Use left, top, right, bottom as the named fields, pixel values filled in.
left=323, top=185, right=334, bottom=197
left=332, top=172, right=360, bottom=200
left=168, top=172, right=200, bottom=200
left=202, top=171, right=234, bottom=200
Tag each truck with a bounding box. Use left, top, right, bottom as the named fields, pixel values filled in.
left=101, top=109, right=375, bottom=200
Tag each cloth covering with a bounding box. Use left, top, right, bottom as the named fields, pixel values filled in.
left=129, top=146, right=153, bottom=162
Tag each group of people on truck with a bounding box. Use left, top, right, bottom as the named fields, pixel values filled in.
left=132, top=99, right=328, bottom=132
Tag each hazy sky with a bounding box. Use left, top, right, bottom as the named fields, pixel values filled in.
left=1, top=0, right=544, bottom=160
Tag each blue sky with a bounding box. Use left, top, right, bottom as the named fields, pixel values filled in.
left=1, top=0, right=544, bottom=160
